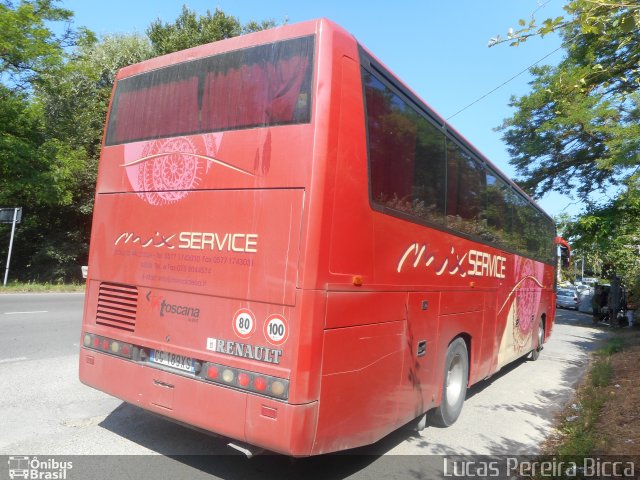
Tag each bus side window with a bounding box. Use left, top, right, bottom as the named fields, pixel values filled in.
left=363, top=70, right=446, bottom=225
left=445, top=140, right=485, bottom=236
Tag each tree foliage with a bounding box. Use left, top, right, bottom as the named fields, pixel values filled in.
left=147, top=5, right=275, bottom=56
left=495, top=0, right=640, bottom=286
left=0, top=0, right=76, bottom=89
left=562, top=183, right=640, bottom=288
left=497, top=0, right=640, bottom=203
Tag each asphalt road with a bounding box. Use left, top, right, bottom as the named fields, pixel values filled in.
left=1, top=293, right=82, bottom=361
left=0, top=294, right=609, bottom=479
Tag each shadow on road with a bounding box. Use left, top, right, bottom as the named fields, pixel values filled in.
left=96, top=400, right=399, bottom=478
left=98, top=401, right=437, bottom=479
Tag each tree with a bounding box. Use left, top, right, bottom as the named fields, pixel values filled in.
left=0, top=0, right=84, bottom=282
left=38, top=33, right=154, bottom=193
left=1, top=34, right=155, bottom=283
left=0, top=0, right=76, bottom=90
left=494, top=0, right=640, bottom=286
left=147, top=5, right=276, bottom=57
left=495, top=0, right=639, bottom=203
left=0, top=0, right=82, bottom=208
left=563, top=184, right=640, bottom=289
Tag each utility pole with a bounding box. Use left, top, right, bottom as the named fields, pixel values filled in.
left=1, top=207, right=22, bottom=286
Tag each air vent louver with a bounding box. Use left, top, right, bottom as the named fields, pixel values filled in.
left=96, top=283, right=138, bottom=332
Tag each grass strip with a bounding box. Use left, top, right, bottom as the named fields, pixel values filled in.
left=0, top=281, right=85, bottom=293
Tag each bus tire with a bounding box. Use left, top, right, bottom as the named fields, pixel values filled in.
left=530, top=318, right=545, bottom=361
left=429, top=338, right=468, bottom=427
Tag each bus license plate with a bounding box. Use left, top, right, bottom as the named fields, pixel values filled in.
left=150, top=349, right=195, bottom=373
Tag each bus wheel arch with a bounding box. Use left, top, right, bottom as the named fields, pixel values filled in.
left=429, top=335, right=469, bottom=427
left=530, top=314, right=546, bottom=361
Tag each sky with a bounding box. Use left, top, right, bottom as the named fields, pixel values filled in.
left=59, top=0, right=580, bottom=218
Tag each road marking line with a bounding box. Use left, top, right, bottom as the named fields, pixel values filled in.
left=3, top=310, right=48, bottom=315
left=0, top=357, right=28, bottom=364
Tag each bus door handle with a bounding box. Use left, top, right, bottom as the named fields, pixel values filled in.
left=417, top=340, right=427, bottom=357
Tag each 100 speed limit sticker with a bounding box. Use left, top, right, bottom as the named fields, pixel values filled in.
left=264, top=314, right=289, bottom=346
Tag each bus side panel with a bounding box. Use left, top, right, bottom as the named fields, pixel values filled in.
left=496, top=255, right=548, bottom=370
left=245, top=395, right=318, bottom=457
left=439, top=290, right=489, bottom=386
left=328, top=55, right=373, bottom=280
left=287, top=289, right=327, bottom=404
left=313, top=315, right=405, bottom=454
left=396, top=292, right=442, bottom=423
left=324, top=291, right=406, bottom=329
left=544, top=265, right=557, bottom=338
left=477, top=292, right=498, bottom=382
left=545, top=286, right=556, bottom=338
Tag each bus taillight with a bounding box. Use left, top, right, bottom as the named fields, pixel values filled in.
left=254, top=377, right=267, bottom=392
left=222, top=368, right=235, bottom=383
left=270, top=380, right=286, bottom=397
left=202, top=362, right=289, bottom=400
left=206, top=364, right=219, bottom=379
left=83, top=332, right=133, bottom=360
left=238, top=373, right=250, bottom=387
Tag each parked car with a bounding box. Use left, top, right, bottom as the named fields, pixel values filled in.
left=575, top=284, right=591, bottom=295
left=557, top=288, right=579, bottom=310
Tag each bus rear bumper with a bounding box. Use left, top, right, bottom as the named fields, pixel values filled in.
left=79, top=348, right=318, bottom=456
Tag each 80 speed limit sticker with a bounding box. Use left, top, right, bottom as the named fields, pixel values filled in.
left=264, top=314, right=289, bottom=346
left=233, top=308, right=256, bottom=339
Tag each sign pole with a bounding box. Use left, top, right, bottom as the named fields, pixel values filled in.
left=3, top=207, right=19, bottom=286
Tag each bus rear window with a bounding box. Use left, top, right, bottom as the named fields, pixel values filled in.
left=105, top=35, right=314, bottom=146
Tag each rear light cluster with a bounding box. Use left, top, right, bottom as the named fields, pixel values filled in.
left=82, top=332, right=289, bottom=400
left=203, top=362, right=289, bottom=400
left=83, top=332, right=133, bottom=359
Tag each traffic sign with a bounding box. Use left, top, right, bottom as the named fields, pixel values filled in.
left=0, top=207, right=22, bottom=224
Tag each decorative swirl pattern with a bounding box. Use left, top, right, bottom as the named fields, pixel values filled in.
left=511, top=258, right=544, bottom=351
left=136, top=137, right=204, bottom=205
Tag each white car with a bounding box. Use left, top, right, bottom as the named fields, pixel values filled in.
left=557, top=288, right=579, bottom=309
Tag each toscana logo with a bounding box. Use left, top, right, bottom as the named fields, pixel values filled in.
left=159, top=299, right=200, bottom=320
left=8, top=456, right=73, bottom=479
left=144, top=291, right=200, bottom=322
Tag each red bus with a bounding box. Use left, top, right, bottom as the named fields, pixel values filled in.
left=79, top=18, right=560, bottom=456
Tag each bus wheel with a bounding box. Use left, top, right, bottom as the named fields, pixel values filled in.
left=530, top=319, right=545, bottom=361
left=429, top=338, right=468, bottom=427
